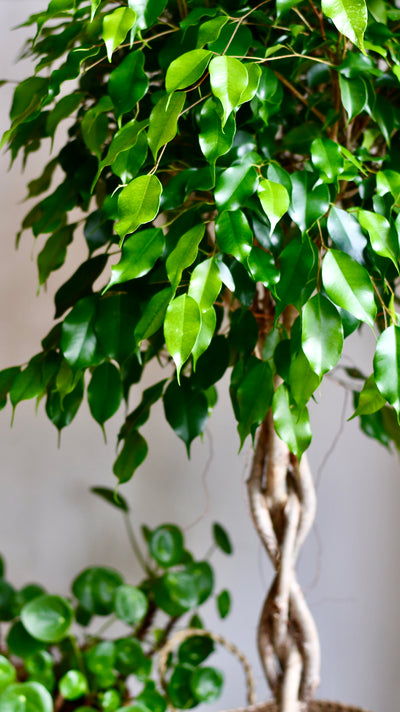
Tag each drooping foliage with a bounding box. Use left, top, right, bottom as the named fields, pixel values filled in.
left=2, top=0, right=400, bottom=484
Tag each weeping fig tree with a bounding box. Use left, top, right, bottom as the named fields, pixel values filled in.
left=1, top=0, right=400, bottom=709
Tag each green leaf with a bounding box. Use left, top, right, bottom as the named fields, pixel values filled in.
left=231, top=357, right=274, bottom=447
left=358, top=209, right=399, bottom=268
left=197, top=16, right=229, bottom=47
left=72, top=567, right=124, bottom=616
left=81, top=107, right=109, bottom=160
left=275, top=235, right=317, bottom=313
left=166, top=224, right=205, bottom=294
left=134, top=287, right=173, bottom=344
left=148, top=92, right=186, bottom=160
left=154, top=573, right=198, bottom=617
left=46, top=93, right=84, bottom=141
left=258, top=178, right=290, bottom=233
left=247, top=247, right=279, bottom=288
left=272, top=385, right=312, bottom=459
left=322, top=0, right=368, bottom=52
left=85, top=640, right=116, bottom=676
left=6, top=623, right=45, bottom=660
left=4, top=77, right=48, bottom=141
left=188, top=258, right=222, bottom=312
left=102, top=7, right=136, bottom=62
left=339, top=75, right=367, bottom=120
left=59, top=671, right=88, bottom=701
left=164, top=296, right=201, bottom=381
left=149, top=525, right=184, bottom=568
left=55, top=255, right=108, bottom=318
left=239, top=63, right=262, bottom=105
left=212, top=523, right=232, bottom=555
left=178, top=636, right=214, bottom=666
left=321, top=250, right=377, bottom=327
left=288, top=172, right=330, bottom=232
left=91, top=486, right=129, bottom=512
left=116, top=175, right=162, bottom=241
left=37, top=225, right=74, bottom=285
left=109, top=51, right=149, bottom=119
left=167, top=665, right=197, bottom=709
left=87, top=362, right=122, bottom=427
left=301, top=294, right=344, bottom=377
left=0, top=682, right=52, bottom=712
left=21, top=595, right=73, bottom=643
left=327, top=206, right=367, bottom=264
left=217, top=590, right=231, bottom=619
left=91, top=0, right=101, bottom=20
left=92, top=120, right=148, bottom=190
left=288, top=349, right=321, bottom=411
left=114, top=585, right=148, bottom=625
left=215, top=210, right=252, bottom=263
left=215, top=163, right=259, bottom=210
left=0, top=656, right=16, bottom=693
left=95, top=294, right=139, bottom=364
left=165, top=50, right=213, bottom=93
left=198, top=97, right=236, bottom=173
left=190, top=667, right=223, bottom=703
left=191, top=307, right=216, bottom=369
left=310, top=137, right=344, bottom=181
left=60, top=297, right=99, bottom=370
left=209, top=56, right=248, bottom=127
left=350, top=374, right=386, bottom=418
left=106, top=228, right=165, bottom=290
left=115, top=638, right=150, bottom=680
left=163, top=379, right=208, bottom=454
left=374, top=325, right=400, bottom=416
left=113, top=431, right=148, bottom=484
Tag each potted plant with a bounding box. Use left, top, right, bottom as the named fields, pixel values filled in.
left=1, top=0, right=399, bottom=710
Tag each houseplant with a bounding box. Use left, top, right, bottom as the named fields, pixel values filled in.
left=1, top=0, right=400, bottom=709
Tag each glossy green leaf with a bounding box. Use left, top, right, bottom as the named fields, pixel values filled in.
left=91, top=0, right=101, bottom=20
left=167, top=664, right=197, bottom=709
left=149, top=525, right=184, bottom=568
left=322, top=0, right=367, bottom=51
left=136, top=683, right=166, bottom=712
left=37, top=225, right=74, bottom=285
left=60, top=297, right=99, bottom=370
left=275, top=235, right=317, bottom=312
left=154, top=573, right=198, bottom=617
left=197, top=16, right=229, bottom=47
left=109, top=51, right=149, bottom=119
left=3, top=77, right=48, bottom=144
left=0, top=656, right=16, bottom=693
left=21, top=595, right=73, bottom=643
left=134, top=287, right=173, bottom=344
left=129, top=0, right=168, bottom=30
left=288, top=349, right=321, bottom=411
left=87, top=362, right=122, bottom=427
left=113, top=431, right=148, bottom=484
left=115, top=637, right=150, bottom=679
left=322, top=250, right=377, bottom=327
left=376, top=170, right=400, bottom=203
left=55, top=255, right=108, bottom=319
left=102, top=7, right=136, bottom=62
left=190, top=667, right=223, bottom=703
left=59, top=671, right=88, bottom=701
left=191, top=307, right=216, bottom=368
left=272, top=385, right=312, bottom=458
left=302, top=294, right=344, bottom=377
left=311, top=137, right=343, bottom=180
left=239, top=63, right=262, bottom=104
left=327, top=206, right=367, bottom=264
left=188, top=258, right=222, bottom=312
left=247, top=247, right=279, bottom=287
left=374, top=325, right=400, bottom=415
left=198, top=97, right=236, bottom=172
left=217, top=590, right=231, bottom=619
left=164, top=295, right=201, bottom=380
left=358, top=209, right=399, bottom=268
left=91, top=486, right=129, bottom=512
left=166, top=224, right=205, bottom=294
left=148, top=92, right=186, bottom=160
left=72, top=567, right=124, bottom=616
left=46, top=93, right=83, bottom=140
left=288, top=173, right=330, bottom=232
left=165, top=50, right=213, bottom=93
left=163, top=379, right=208, bottom=454
left=107, top=228, right=164, bottom=290
left=116, top=175, right=162, bottom=241
left=92, top=120, right=148, bottom=190
left=209, top=56, right=248, bottom=127
left=232, top=357, right=274, bottom=447
left=339, top=75, right=367, bottom=121
left=215, top=210, right=253, bottom=263
left=258, top=179, right=290, bottom=233
left=6, top=623, right=45, bottom=660
left=350, top=374, right=386, bottom=418
left=215, top=163, right=259, bottom=210
left=213, top=523, right=232, bottom=555
left=114, top=585, right=148, bottom=625
left=0, top=682, right=52, bottom=712
left=178, top=636, right=214, bottom=666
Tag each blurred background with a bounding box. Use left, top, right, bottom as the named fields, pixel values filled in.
left=0, top=2, right=399, bottom=710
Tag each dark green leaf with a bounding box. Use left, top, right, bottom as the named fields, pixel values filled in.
left=322, top=250, right=376, bottom=327
left=288, top=172, right=330, bottom=233
left=0, top=682, right=52, bottom=712
left=190, top=667, right=223, bottom=703
left=55, top=255, right=108, bottom=318
left=178, top=636, right=214, bottom=666
left=163, top=379, right=208, bottom=455
left=149, top=525, right=185, bottom=568
left=72, top=567, right=124, bottom=616
left=90, top=486, right=129, bottom=512
left=212, top=523, right=232, bottom=555
left=217, top=590, right=231, bottom=619
left=327, top=206, right=367, bottom=264
left=60, top=297, right=100, bottom=370
left=374, top=325, right=400, bottom=416
left=272, top=385, right=312, bottom=458
left=113, top=430, right=148, bottom=484
left=116, top=175, right=162, bottom=241
left=87, top=362, right=123, bottom=427
left=148, top=92, right=186, bottom=160
left=114, top=585, right=148, bottom=625
left=109, top=51, right=149, bottom=119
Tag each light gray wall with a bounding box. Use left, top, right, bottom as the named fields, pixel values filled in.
left=0, top=3, right=399, bottom=711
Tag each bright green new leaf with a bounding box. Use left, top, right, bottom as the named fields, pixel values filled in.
left=0, top=656, right=16, bottom=693
left=191, top=308, right=216, bottom=368
left=108, top=51, right=149, bottom=119
left=0, top=682, right=53, bottom=712
left=376, top=170, right=400, bottom=203
left=164, top=295, right=201, bottom=381
left=21, top=595, right=73, bottom=643
left=374, top=325, right=400, bottom=416
left=322, top=0, right=368, bottom=52
left=215, top=210, right=252, bottom=263
left=165, top=50, right=213, bottom=93
left=339, top=75, right=368, bottom=121
left=311, top=137, right=343, bottom=181
left=92, top=119, right=149, bottom=190
left=188, top=258, right=222, bottom=312
left=129, top=0, right=168, bottom=31
left=358, top=209, right=399, bottom=268
left=272, top=385, right=312, bottom=459
left=91, top=0, right=101, bottom=20
left=302, top=294, right=344, bottom=377
left=350, top=374, right=387, bottom=419
left=258, top=178, right=290, bottom=233
left=113, top=430, right=148, bottom=484
left=148, top=92, right=186, bottom=160
left=215, top=164, right=259, bottom=211
left=166, top=224, right=205, bottom=294
left=134, top=287, right=173, bottom=344
left=59, top=671, right=88, bottom=701
left=106, top=228, right=164, bottom=290
left=197, top=16, right=229, bottom=47
left=163, top=379, right=208, bottom=455
left=289, top=350, right=321, bottom=411
left=209, top=56, right=248, bottom=127
left=116, top=175, right=162, bottom=241
left=239, top=63, right=262, bottom=105
left=102, top=7, right=136, bottom=62
left=322, top=250, right=376, bottom=327
left=87, top=362, right=123, bottom=427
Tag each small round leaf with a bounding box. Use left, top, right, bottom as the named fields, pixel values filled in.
left=0, top=682, right=53, bottom=712
left=72, top=567, right=124, bottom=616
left=114, top=585, right=148, bottom=626
left=59, top=670, right=88, bottom=700
left=190, top=667, right=223, bottom=703
left=149, top=525, right=184, bottom=568
left=21, top=595, right=73, bottom=643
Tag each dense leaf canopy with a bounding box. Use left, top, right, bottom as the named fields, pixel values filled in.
left=2, top=0, right=400, bottom=483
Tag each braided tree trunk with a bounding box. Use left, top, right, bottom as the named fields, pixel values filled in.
left=247, top=412, right=320, bottom=712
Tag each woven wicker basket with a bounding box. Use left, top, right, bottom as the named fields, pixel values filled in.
left=158, top=629, right=372, bottom=712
